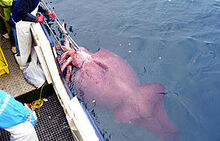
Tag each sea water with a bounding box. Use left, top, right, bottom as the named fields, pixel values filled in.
left=50, top=0, right=220, bottom=140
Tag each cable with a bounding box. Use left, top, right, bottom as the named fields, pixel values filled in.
left=40, top=0, right=79, bottom=51
left=44, top=20, right=63, bottom=49
left=31, top=83, right=47, bottom=116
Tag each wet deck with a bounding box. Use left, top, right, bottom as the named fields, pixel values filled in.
left=0, top=35, right=36, bottom=97
left=0, top=35, right=75, bottom=140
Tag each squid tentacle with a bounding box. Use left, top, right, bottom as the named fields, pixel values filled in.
left=61, top=56, right=72, bottom=72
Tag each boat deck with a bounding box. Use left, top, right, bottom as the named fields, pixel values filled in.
left=0, top=35, right=75, bottom=140
left=0, top=36, right=36, bottom=97
left=0, top=92, right=75, bottom=141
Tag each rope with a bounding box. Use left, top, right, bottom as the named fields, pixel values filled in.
left=44, top=20, right=64, bottom=50
left=31, top=83, right=47, bottom=116
left=40, top=0, right=79, bottom=51
left=25, top=110, right=33, bottom=123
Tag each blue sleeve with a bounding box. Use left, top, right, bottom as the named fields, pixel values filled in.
left=16, top=0, right=31, bottom=20
left=12, top=0, right=39, bottom=22
left=0, top=90, right=31, bottom=129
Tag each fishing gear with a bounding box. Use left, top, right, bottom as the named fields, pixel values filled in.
left=40, top=0, right=79, bottom=51
left=36, top=12, right=64, bottom=50
left=44, top=20, right=63, bottom=48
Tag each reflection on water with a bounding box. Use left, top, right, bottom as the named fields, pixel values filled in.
left=50, top=0, right=220, bottom=140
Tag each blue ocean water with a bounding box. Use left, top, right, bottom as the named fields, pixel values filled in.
left=50, top=0, right=220, bottom=140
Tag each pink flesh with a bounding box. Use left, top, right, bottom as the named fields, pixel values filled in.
left=60, top=47, right=178, bottom=141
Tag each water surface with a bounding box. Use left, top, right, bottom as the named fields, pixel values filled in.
left=49, top=0, right=220, bottom=140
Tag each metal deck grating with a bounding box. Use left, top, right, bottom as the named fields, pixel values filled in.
left=0, top=36, right=36, bottom=97
left=0, top=93, right=75, bottom=141
left=0, top=129, right=10, bottom=141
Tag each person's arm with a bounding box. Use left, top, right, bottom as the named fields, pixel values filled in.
left=38, top=3, right=56, bottom=20
left=16, top=0, right=31, bottom=21
left=23, top=13, right=37, bottom=22
left=16, top=0, right=44, bottom=23
left=16, top=0, right=54, bottom=23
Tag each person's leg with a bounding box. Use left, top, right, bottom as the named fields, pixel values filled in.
left=15, top=21, right=32, bottom=69
left=5, top=20, right=16, bottom=44
left=2, top=21, right=9, bottom=39
left=5, top=122, right=39, bottom=141
left=3, top=20, right=17, bottom=53
left=0, top=16, right=7, bottom=35
left=5, top=20, right=11, bottom=34
left=11, top=27, right=20, bottom=55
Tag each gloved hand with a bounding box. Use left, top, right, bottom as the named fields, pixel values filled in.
left=47, top=10, right=56, bottom=20
left=36, top=15, right=44, bottom=23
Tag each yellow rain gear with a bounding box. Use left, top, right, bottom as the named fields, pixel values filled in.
left=0, top=0, right=13, bottom=33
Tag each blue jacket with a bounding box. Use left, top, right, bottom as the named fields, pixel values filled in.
left=12, top=0, right=40, bottom=23
left=0, top=90, right=31, bottom=129
left=9, top=0, right=46, bottom=26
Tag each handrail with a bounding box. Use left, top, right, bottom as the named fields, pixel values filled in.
left=40, top=0, right=79, bottom=51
